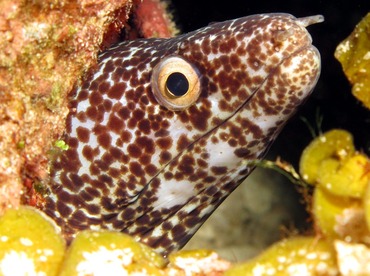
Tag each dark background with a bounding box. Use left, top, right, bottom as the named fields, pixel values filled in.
left=170, top=0, right=370, bottom=166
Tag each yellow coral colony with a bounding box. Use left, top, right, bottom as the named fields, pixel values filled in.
left=335, top=13, right=370, bottom=109
left=228, top=129, right=370, bottom=275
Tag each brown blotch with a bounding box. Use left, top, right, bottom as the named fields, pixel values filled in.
left=128, top=118, right=137, bottom=129
left=76, top=126, right=90, bottom=143
left=136, top=136, right=155, bottom=154
left=139, top=154, right=151, bottom=165
left=230, top=125, right=242, bottom=137
left=103, top=59, right=114, bottom=73
left=108, top=167, right=120, bottom=178
left=70, top=173, right=84, bottom=189
left=211, top=136, right=218, bottom=144
left=121, top=154, right=130, bottom=164
left=164, top=172, right=173, bottom=180
left=111, top=218, right=125, bottom=229
left=159, top=151, right=172, bottom=164
left=98, top=81, right=111, bottom=94
left=196, top=159, right=207, bottom=168
left=71, top=209, right=88, bottom=222
left=79, top=190, right=94, bottom=201
left=56, top=201, right=72, bottom=217
left=205, top=186, right=218, bottom=196
left=228, top=139, right=237, bottom=147
left=89, top=163, right=100, bottom=175
left=237, top=88, right=248, bottom=101
left=211, top=166, right=227, bottom=175
left=100, top=197, right=115, bottom=211
left=127, top=144, right=142, bottom=158
left=218, top=99, right=233, bottom=112
left=133, top=109, right=145, bottom=121
left=136, top=214, right=150, bottom=225
left=86, top=106, right=98, bottom=120
left=108, top=83, right=126, bottom=99
left=176, top=134, right=191, bottom=151
left=174, top=172, right=183, bottom=181
left=85, top=186, right=101, bottom=198
left=140, top=95, right=149, bottom=105
left=118, top=106, right=130, bottom=120
left=138, top=119, right=151, bottom=134
left=171, top=224, right=186, bottom=240
left=184, top=215, right=201, bottom=228
left=189, top=108, right=210, bottom=131
left=120, top=130, right=132, bottom=143
left=178, top=163, right=194, bottom=175
left=156, top=137, right=172, bottom=150
left=154, top=129, right=170, bottom=137
left=234, top=148, right=252, bottom=158
left=89, top=91, right=103, bottom=105
left=107, top=115, right=124, bottom=134
left=75, top=111, right=87, bottom=124
left=121, top=207, right=136, bottom=220
left=109, top=147, right=124, bottom=159
left=77, top=89, right=88, bottom=101
left=162, top=221, right=173, bottom=231
left=93, top=124, right=108, bottom=136
left=145, top=164, right=157, bottom=176
left=86, top=204, right=101, bottom=215
left=64, top=148, right=79, bottom=163
left=160, top=119, right=170, bottom=129
left=111, top=66, right=124, bottom=82
left=57, top=190, right=73, bottom=203
left=98, top=175, right=113, bottom=188
left=204, top=176, right=216, bottom=183
left=95, top=159, right=109, bottom=171
left=101, top=152, right=114, bottom=166
left=129, top=161, right=144, bottom=176
left=97, top=132, right=112, bottom=149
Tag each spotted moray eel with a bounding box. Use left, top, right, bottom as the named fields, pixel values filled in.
left=45, top=13, right=323, bottom=255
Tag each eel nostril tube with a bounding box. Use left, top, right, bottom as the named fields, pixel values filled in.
left=296, top=15, right=325, bottom=27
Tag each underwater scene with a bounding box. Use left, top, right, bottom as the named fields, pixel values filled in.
left=0, top=0, right=369, bottom=274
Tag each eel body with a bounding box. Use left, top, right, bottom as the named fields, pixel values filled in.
left=45, top=13, right=323, bottom=254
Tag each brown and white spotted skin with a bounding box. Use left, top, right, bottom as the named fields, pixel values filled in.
left=45, top=13, right=323, bottom=254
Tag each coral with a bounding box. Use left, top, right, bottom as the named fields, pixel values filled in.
left=225, top=237, right=338, bottom=275
left=0, top=207, right=65, bottom=276
left=301, top=129, right=370, bottom=241
left=60, top=231, right=166, bottom=275
left=299, top=129, right=355, bottom=185
left=168, top=250, right=231, bottom=275
left=312, top=186, right=365, bottom=241
left=335, top=240, right=370, bottom=275
left=0, top=207, right=231, bottom=275
left=299, top=129, right=369, bottom=198
left=0, top=0, right=133, bottom=214
left=0, top=0, right=177, bottom=215
left=133, top=0, right=178, bottom=38
left=335, top=12, right=370, bottom=109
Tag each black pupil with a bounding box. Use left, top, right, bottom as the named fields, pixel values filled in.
left=166, top=72, right=189, bottom=97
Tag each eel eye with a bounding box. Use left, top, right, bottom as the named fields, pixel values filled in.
left=151, top=55, right=201, bottom=111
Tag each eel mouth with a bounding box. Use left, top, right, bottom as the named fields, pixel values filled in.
left=223, top=16, right=323, bottom=123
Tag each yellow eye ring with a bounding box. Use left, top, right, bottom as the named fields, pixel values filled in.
left=151, top=55, right=201, bottom=111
